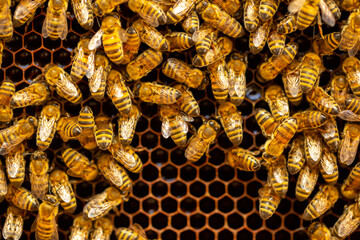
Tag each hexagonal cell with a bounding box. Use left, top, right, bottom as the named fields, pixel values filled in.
left=33, top=15, right=45, bottom=33
left=219, top=229, right=233, bottom=240
left=275, top=230, right=291, bottom=240
left=102, top=98, right=119, bottom=118
left=160, top=134, right=177, bottom=149
left=53, top=49, right=71, bottom=67
left=209, top=213, right=224, bottom=229
left=235, top=36, right=249, bottom=53
left=161, top=197, right=177, bottom=213
left=218, top=196, right=234, bottom=213
left=237, top=197, right=253, bottom=214
left=284, top=214, right=301, bottom=230
left=140, top=102, right=158, bottom=118
left=171, top=181, right=187, bottom=197
left=246, top=115, right=262, bottom=135
left=5, top=33, right=22, bottom=52
left=199, top=229, right=214, bottom=240
left=136, top=116, right=149, bottom=133
left=247, top=53, right=262, bottom=69
left=180, top=197, right=196, bottom=213
left=161, top=230, right=177, bottom=240
left=209, top=181, right=225, bottom=197
left=141, top=131, right=158, bottom=149
left=6, top=66, right=23, bottom=83
left=209, top=148, right=225, bottom=166
left=25, top=66, right=42, bottom=82
left=293, top=230, right=309, bottom=240
left=180, top=165, right=196, bottom=181
left=246, top=83, right=262, bottom=102
left=57, top=214, right=73, bottom=231
left=2, top=49, right=13, bottom=68
left=228, top=213, right=244, bottom=229
left=294, top=36, right=311, bottom=55
left=237, top=229, right=252, bottom=239
left=266, top=213, right=281, bottom=229
left=293, top=200, right=308, bottom=215
left=239, top=131, right=254, bottom=149
left=171, top=213, right=187, bottom=229
left=246, top=180, right=262, bottom=198
left=146, top=230, right=158, bottom=240
left=75, top=181, right=93, bottom=199
left=150, top=116, right=162, bottom=133
left=256, top=230, right=272, bottom=240
left=181, top=230, right=196, bottom=240
left=34, top=49, right=51, bottom=67
left=152, top=181, right=168, bottom=197
left=228, top=180, right=244, bottom=197
left=199, top=165, right=215, bottom=181
left=114, top=213, right=130, bottom=228
left=152, top=213, right=167, bottom=229
left=123, top=197, right=140, bottom=214
left=161, top=164, right=178, bottom=182
left=199, top=197, right=215, bottom=213
left=277, top=198, right=291, bottom=214
left=322, top=213, right=338, bottom=226
left=143, top=197, right=159, bottom=213
left=15, top=50, right=32, bottom=68
left=198, top=99, right=215, bottom=118
left=247, top=213, right=262, bottom=230
left=142, top=164, right=159, bottom=182
left=190, top=213, right=205, bottom=229
left=133, top=213, right=149, bottom=228
left=171, top=148, right=187, bottom=166
left=24, top=32, right=42, bottom=50
left=238, top=99, right=253, bottom=117
left=43, top=37, right=61, bottom=51
left=190, top=181, right=205, bottom=197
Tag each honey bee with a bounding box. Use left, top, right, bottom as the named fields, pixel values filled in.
left=44, top=64, right=83, bottom=104
left=0, top=80, right=14, bottom=122
left=341, top=0, right=360, bottom=11
left=263, top=117, right=298, bottom=161
left=296, top=163, right=319, bottom=201
left=92, top=0, right=128, bottom=16
left=96, top=152, right=133, bottom=194
left=109, top=138, right=143, bottom=173
left=288, top=136, right=305, bottom=175
left=277, top=14, right=297, bottom=34
left=306, top=86, right=340, bottom=115
left=89, top=15, right=127, bottom=65
left=0, top=116, right=37, bottom=155
left=304, top=130, right=322, bottom=166
left=243, top=0, right=260, bottom=32
left=265, top=85, right=289, bottom=122
left=328, top=74, right=349, bottom=109
left=10, top=81, right=50, bottom=109
left=185, top=120, right=220, bottom=162
left=71, top=0, right=93, bottom=30
left=267, top=31, right=286, bottom=56
left=218, top=102, right=243, bottom=145
left=249, top=19, right=272, bottom=54
left=192, top=23, right=219, bottom=56
left=257, top=42, right=298, bottom=83
left=162, top=58, right=206, bottom=89
left=71, top=37, right=95, bottom=82
left=267, top=155, right=288, bottom=198
left=211, top=0, right=241, bottom=16
left=94, top=115, right=113, bottom=150
left=83, top=186, right=126, bottom=221
left=341, top=162, right=360, bottom=199
left=49, top=169, right=77, bottom=213
left=77, top=106, right=97, bottom=150
left=5, top=184, right=39, bottom=211
left=132, top=19, right=169, bottom=51
left=320, top=145, right=338, bottom=185
left=226, top=53, right=246, bottom=106
left=91, top=217, right=113, bottom=240
left=5, top=143, right=25, bottom=187
left=13, top=0, right=46, bottom=28
left=119, top=104, right=141, bottom=146
left=181, top=10, right=199, bottom=34
left=259, top=0, right=280, bottom=21
left=254, top=108, right=278, bottom=139
left=308, top=222, right=332, bottom=240
left=345, top=95, right=360, bottom=115
left=299, top=53, right=324, bottom=93
left=133, top=82, right=181, bottom=105
left=342, top=57, right=360, bottom=98
left=56, top=115, right=82, bottom=142
left=89, top=53, right=111, bottom=101
left=258, top=184, right=281, bottom=220
left=338, top=10, right=360, bottom=57
left=282, top=61, right=302, bottom=106
left=42, top=0, right=68, bottom=40
left=0, top=0, right=13, bottom=42
left=120, top=26, right=141, bottom=65
left=196, top=1, right=244, bottom=38
left=293, top=110, right=327, bottom=132
left=160, top=105, right=191, bottom=147
left=313, top=32, right=341, bottom=56
left=128, top=0, right=167, bottom=27
left=332, top=200, right=360, bottom=239
left=208, top=58, right=229, bottom=103
left=106, top=70, right=132, bottom=115
left=2, top=206, right=24, bottom=240
left=29, top=151, right=49, bottom=200
left=165, top=32, right=194, bottom=52
left=33, top=194, right=59, bottom=240
left=339, top=123, right=360, bottom=166
left=37, top=101, right=61, bottom=150
left=69, top=215, right=92, bottom=240
left=173, top=84, right=200, bottom=117
left=0, top=161, right=7, bottom=200
left=318, top=116, right=339, bottom=151
left=125, top=49, right=163, bottom=81
left=227, top=147, right=261, bottom=171
left=166, top=0, right=196, bottom=24
left=116, top=224, right=148, bottom=240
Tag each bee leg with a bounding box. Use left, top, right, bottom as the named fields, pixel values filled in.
left=134, top=146, right=146, bottom=152
left=113, top=206, right=121, bottom=216
left=317, top=11, right=324, bottom=39
left=205, top=145, right=211, bottom=159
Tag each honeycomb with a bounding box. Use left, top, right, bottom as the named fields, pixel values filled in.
left=0, top=2, right=359, bottom=240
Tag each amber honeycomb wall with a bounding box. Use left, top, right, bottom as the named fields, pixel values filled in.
left=0, top=2, right=359, bottom=240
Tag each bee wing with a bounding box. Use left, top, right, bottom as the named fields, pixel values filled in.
left=252, top=25, right=266, bottom=48
left=0, top=127, right=24, bottom=155
left=177, top=115, right=189, bottom=134
left=105, top=161, right=123, bottom=186
left=320, top=0, right=335, bottom=27
left=161, top=119, right=171, bottom=139
left=288, top=0, right=306, bottom=13
left=286, top=72, right=302, bottom=97
left=120, top=116, right=135, bottom=140
left=320, top=153, right=336, bottom=174
left=30, top=174, right=48, bottom=199
left=245, top=1, right=258, bottom=21
left=14, top=0, right=40, bottom=22
left=49, top=224, right=59, bottom=240
left=89, top=29, right=103, bottom=50
left=229, top=73, right=246, bottom=98
left=85, top=51, right=95, bottom=78
left=339, top=110, right=360, bottom=122
left=86, top=199, right=112, bottom=219
left=339, top=131, right=360, bottom=165
left=3, top=212, right=23, bottom=240
left=348, top=38, right=360, bottom=58
left=181, top=112, right=194, bottom=122
left=7, top=152, right=22, bottom=178
left=132, top=223, right=147, bottom=239
left=213, top=64, right=229, bottom=90
left=114, top=148, right=137, bottom=168
left=58, top=73, right=79, bottom=97
left=72, top=0, right=89, bottom=25
left=310, top=192, right=331, bottom=213
left=139, top=11, right=160, bottom=28
left=74, top=44, right=85, bottom=67
left=56, top=184, right=73, bottom=203
left=39, top=116, right=56, bottom=142
left=273, top=92, right=289, bottom=115
left=89, top=66, right=104, bottom=92
left=42, top=11, right=50, bottom=39
left=60, top=7, right=68, bottom=40
left=224, top=115, right=242, bottom=133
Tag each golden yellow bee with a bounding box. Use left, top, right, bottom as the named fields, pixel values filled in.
left=208, top=58, right=229, bottom=103
left=226, top=53, right=247, bottom=106
left=339, top=123, right=360, bottom=166
left=44, top=64, right=83, bottom=104
left=13, top=0, right=46, bottom=28
left=33, top=194, right=59, bottom=240
left=173, top=84, right=200, bottom=117
left=5, top=143, right=25, bottom=187
left=10, top=81, right=50, bottom=109
left=288, top=136, right=305, bottom=175
left=185, top=120, right=220, bottom=162
left=119, top=104, right=141, bottom=146
left=116, top=224, right=148, bottom=240
left=89, top=52, right=110, bottom=101
left=265, top=85, right=289, bottom=122
left=120, top=26, right=141, bottom=65
left=49, top=169, right=77, bottom=213
left=192, top=23, right=219, bottom=56
left=2, top=206, right=25, bottom=240
left=345, top=95, right=360, bottom=115
left=109, top=138, right=143, bottom=173
left=343, top=57, right=360, bottom=97
left=306, top=86, right=340, bottom=116
left=160, top=105, right=191, bottom=147
left=167, top=0, right=196, bottom=24
left=37, top=101, right=61, bottom=150
left=192, top=36, right=233, bottom=67
left=165, top=32, right=194, bottom=52
left=341, top=162, right=360, bottom=199
left=56, top=115, right=82, bottom=142
left=263, top=117, right=298, bottom=161
left=83, top=186, right=126, bottom=221
left=277, top=14, right=297, bottom=34
left=0, top=0, right=13, bottom=42
left=227, top=147, right=261, bottom=171
left=257, top=42, right=298, bottom=83
left=332, top=200, right=360, bottom=239
left=94, top=115, right=113, bottom=150
left=5, top=184, right=39, bottom=211
left=42, top=0, right=68, bottom=40
left=319, top=145, right=338, bottom=185
left=218, top=102, right=243, bottom=145
left=69, top=215, right=92, bottom=240
left=304, top=130, right=322, bottom=166
left=299, top=53, right=324, bottom=93
left=341, top=0, right=360, bottom=11
left=77, top=106, right=97, bottom=150
left=307, top=222, right=332, bottom=240
left=125, top=49, right=163, bottom=81
left=313, top=32, right=341, bottom=56
left=71, top=0, right=94, bottom=30
left=106, top=70, right=132, bottom=115
left=249, top=19, right=272, bottom=55
left=0, top=80, right=14, bottom=122
left=0, top=116, right=37, bottom=155
left=181, top=10, right=199, bottom=34
left=328, top=74, right=349, bottom=109
left=211, top=0, right=241, bottom=16
left=128, top=0, right=167, bottom=27
left=0, top=161, right=7, bottom=200
left=133, top=82, right=181, bottom=105
left=29, top=151, right=49, bottom=200
left=196, top=1, right=244, bottom=38
left=296, top=163, right=319, bottom=201
left=243, top=0, right=260, bottom=33
left=267, top=155, right=288, bottom=198
left=318, top=116, right=339, bottom=151
left=282, top=67, right=302, bottom=106
left=254, top=108, right=278, bottom=139
left=71, top=37, right=95, bottom=82
left=96, top=152, right=133, bottom=195
left=92, top=0, right=128, bottom=16
left=162, top=58, right=206, bottom=89
left=91, top=217, right=113, bottom=240
left=339, top=10, right=360, bottom=57
left=132, top=19, right=169, bottom=51
left=259, top=0, right=280, bottom=21
left=258, top=184, right=281, bottom=220
left=267, top=31, right=286, bottom=56
left=293, top=110, right=327, bottom=132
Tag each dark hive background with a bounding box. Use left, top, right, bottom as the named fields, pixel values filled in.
left=0, top=1, right=358, bottom=240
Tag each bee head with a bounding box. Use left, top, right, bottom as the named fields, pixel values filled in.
left=132, top=83, right=142, bottom=97
left=44, top=194, right=59, bottom=206
left=195, top=1, right=209, bottom=13
left=31, top=150, right=47, bottom=160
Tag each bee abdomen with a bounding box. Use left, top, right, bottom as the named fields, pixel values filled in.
left=300, top=67, right=318, bottom=92
left=95, top=129, right=113, bottom=150
left=103, top=34, right=124, bottom=64
left=259, top=198, right=278, bottom=219
left=303, top=202, right=320, bottom=220
left=259, top=0, right=278, bottom=21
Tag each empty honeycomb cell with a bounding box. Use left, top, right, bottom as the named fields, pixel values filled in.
left=6, top=66, right=23, bottom=82
left=130, top=134, right=140, bottom=148
left=219, top=229, right=233, bottom=240
left=123, top=197, right=140, bottom=214
left=190, top=213, right=206, bottom=229
left=276, top=230, right=291, bottom=240
left=191, top=88, right=206, bottom=101
left=133, top=213, right=149, bottom=228
left=171, top=181, right=187, bottom=197
left=152, top=213, right=167, bottom=229
left=200, top=229, right=215, bottom=240
left=95, top=181, right=110, bottom=193
left=228, top=180, right=244, bottom=197
left=239, top=131, right=254, bottom=149
left=151, top=148, right=168, bottom=165
left=162, top=230, right=177, bottom=240
left=256, top=134, right=268, bottom=149
left=150, top=116, right=161, bottom=133
left=180, top=197, right=196, bottom=213
left=247, top=180, right=262, bottom=198
left=71, top=19, right=89, bottom=35
left=6, top=33, right=22, bottom=52
left=180, top=165, right=196, bottom=181
left=332, top=198, right=347, bottom=215
left=209, top=148, right=225, bottom=166
left=76, top=181, right=93, bottom=198
left=190, top=181, right=206, bottom=197
left=181, top=230, right=196, bottom=240
left=136, top=116, right=149, bottom=133
left=322, top=213, right=338, bottom=226
left=53, top=49, right=71, bottom=67
left=24, top=66, right=41, bottom=82
left=238, top=99, right=253, bottom=117
left=145, top=230, right=158, bottom=240
left=218, top=165, right=235, bottom=181
left=140, top=102, right=158, bottom=118
left=266, top=213, right=282, bottom=229
left=133, top=181, right=150, bottom=198
left=293, top=230, right=309, bottom=240
left=319, top=71, right=332, bottom=87
left=209, top=213, right=225, bottom=229
left=255, top=167, right=268, bottom=182
left=217, top=132, right=233, bottom=149
left=276, top=198, right=292, bottom=215
left=142, top=165, right=159, bottom=182
left=323, top=54, right=341, bottom=70
left=1, top=49, right=13, bottom=68
left=151, top=181, right=167, bottom=197
left=284, top=214, right=301, bottom=230
left=237, top=196, right=253, bottom=214
left=62, top=32, right=80, bottom=51
left=247, top=213, right=263, bottom=230
left=160, top=134, right=177, bottom=149
left=199, top=165, right=215, bottom=181
left=237, top=229, right=252, bottom=239
left=161, top=164, right=178, bottom=181
left=235, top=36, right=249, bottom=53
left=24, top=32, right=42, bottom=51
left=256, top=230, right=272, bottom=240
left=43, top=37, right=61, bottom=51
left=198, top=99, right=215, bottom=118
left=200, top=197, right=215, bottom=213
left=171, top=148, right=187, bottom=166
left=114, top=213, right=130, bottom=227
left=228, top=213, right=244, bottom=229
left=246, top=115, right=262, bottom=134
left=161, top=197, right=177, bottom=213
left=209, top=181, right=225, bottom=197
left=102, top=99, right=119, bottom=117
left=143, top=197, right=159, bottom=213
left=171, top=214, right=187, bottom=229
left=57, top=214, right=73, bottom=230
left=34, top=49, right=51, bottom=67
left=293, top=200, right=308, bottom=215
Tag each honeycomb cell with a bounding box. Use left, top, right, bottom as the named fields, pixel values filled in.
left=53, top=49, right=71, bottom=67
left=160, top=134, right=177, bottom=149
left=237, top=229, right=252, bottom=239
left=114, top=214, right=130, bottom=227
left=171, top=148, right=187, bottom=166
left=140, top=102, right=158, bottom=117
left=161, top=197, right=177, bottom=213
left=200, top=229, right=214, bottom=240
left=136, top=116, right=149, bottom=133
left=171, top=214, right=187, bottom=229
left=293, top=230, right=309, bottom=240
left=142, top=164, right=159, bottom=182
left=256, top=230, right=272, bottom=240
left=266, top=213, right=282, bottom=229
left=277, top=198, right=292, bottom=215
left=180, top=197, right=196, bottom=213
left=43, top=37, right=61, bottom=50
left=57, top=214, right=73, bottom=230
left=190, top=181, right=206, bottom=197
left=256, top=134, right=268, bottom=148
left=228, top=181, right=244, bottom=197
left=152, top=181, right=168, bottom=197
left=161, top=164, right=178, bottom=182
left=238, top=99, right=253, bottom=117
left=63, top=32, right=80, bottom=51
left=247, top=213, right=263, bottom=230
left=152, top=213, right=167, bottom=229
left=34, top=49, right=51, bottom=67
left=200, top=197, right=215, bottom=213
left=199, top=165, right=215, bottom=181
left=2, top=49, right=13, bottom=68
left=228, top=213, right=244, bottom=229
left=181, top=230, right=196, bottom=240
left=151, top=148, right=168, bottom=166
left=209, top=181, right=225, bottom=197
left=322, top=213, right=338, bottom=226
left=209, top=148, right=225, bottom=166
left=150, top=116, right=161, bottom=133
left=6, top=66, right=23, bottom=83
left=246, top=83, right=262, bottom=102
left=246, top=115, right=262, bottom=134
left=146, top=230, right=158, bottom=240
left=162, top=230, right=177, bottom=240
left=24, top=32, right=42, bottom=50
left=133, top=213, right=149, bottom=228
left=25, top=66, right=41, bottom=82
left=239, top=131, right=253, bottom=149
left=209, top=213, right=224, bottom=229
left=218, top=165, right=234, bottom=181
left=15, top=50, right=32, bottom=68
left=247, top=53, right=262, bottom=69
left=76, top=181, right=93, bottom=198
left=123, top=197, right=140, bottom=214
left=293, top=200, right=308, bottom=214
left=285, top=214, right=301, bottom=230
left=180, top=165, right=196, bottom=181
left=219, top=229, right=233, bottom=240
left=294, top=36, right=311, bottom=55
left=198, top=99, right=215, bottom=118
left=143, top=197, right=159, bottom=213
left=171, top=181, right=187, bottom=197
left=6, top=33, right=22, bottom=51
left=190, top=213, right=205, bottom=229
left=276, top=230, right=291, bottom=240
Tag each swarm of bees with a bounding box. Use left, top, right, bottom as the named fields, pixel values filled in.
left=1, top=0, right=360, bottom=238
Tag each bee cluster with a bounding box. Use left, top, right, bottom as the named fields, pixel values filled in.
left=0, top=0, right=360, bottom=239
